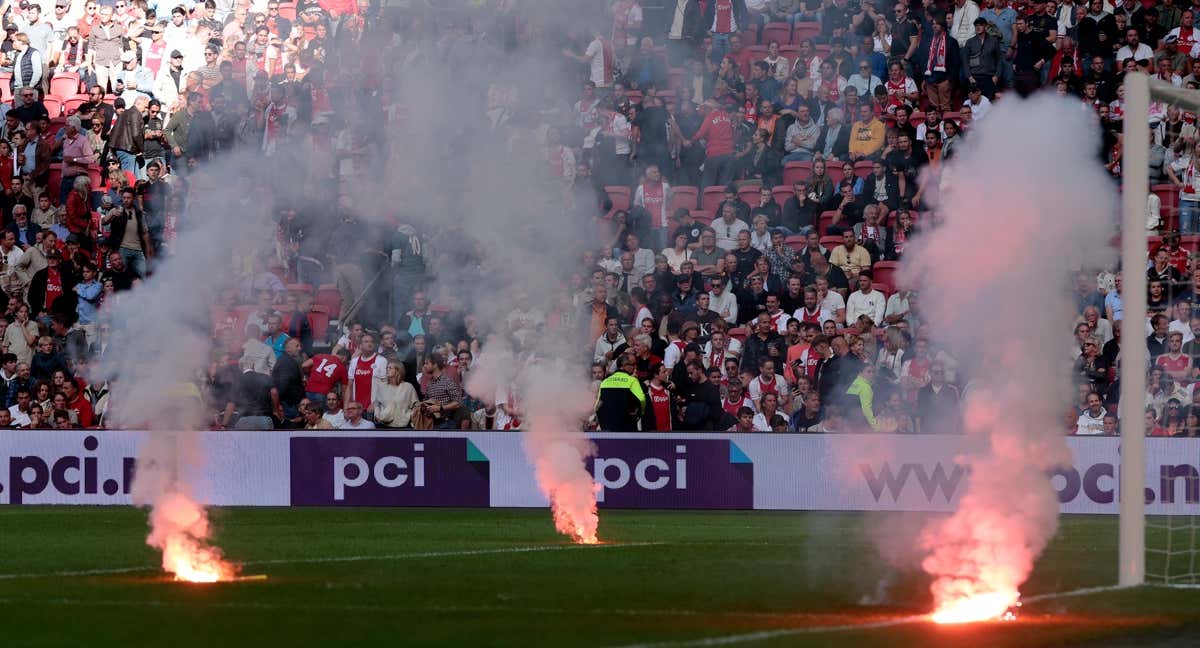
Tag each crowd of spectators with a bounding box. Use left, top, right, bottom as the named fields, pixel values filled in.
left=0, top=0, right=1186, bottom=435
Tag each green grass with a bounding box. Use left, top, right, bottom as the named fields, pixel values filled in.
left=1, top=508, right=1198, bottom=647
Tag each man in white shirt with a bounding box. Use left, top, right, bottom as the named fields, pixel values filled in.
left=846, top=274, right=886, bottom=325
left=708, top=276, right=739, bottom=324
left=1116, top=27, right=1154, bottom=61
left=951, top=0, right=981, bottom=47
left=339, top=401, right=376, bottom=429
left=8, top=386, right=32, bottom=427
left=322, top=391, right=347, bottom=428
left=963, top=86, right=993, bottom=120
left=1074, top=391, right=1107, bottom=435
left=712, top=203, right=749, bottom=251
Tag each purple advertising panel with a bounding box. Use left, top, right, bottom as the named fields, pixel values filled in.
left=587, top=438, right=753, bottom=509
left=290, top=436, right=489, bottom=506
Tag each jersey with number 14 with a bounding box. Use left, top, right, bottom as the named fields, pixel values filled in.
left=306, top=354, right=347, bottom=395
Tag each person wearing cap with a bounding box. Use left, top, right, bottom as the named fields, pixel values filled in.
left=963, top=16, right=1002, bottom=98
left=115, top=49, right=152, bottom=106
left=86, top=4, right=124, bottom=93
left=107, top=93, right=145, bottom=174
left=154, top=48, right=186, bottom=110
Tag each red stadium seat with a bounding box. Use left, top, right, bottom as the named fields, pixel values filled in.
left=691, top=209, right=714, bottom=225
left=737, top=183, right=762, bottom=207
left=42, top=96, right=61, bottom=118
left=871, top=283, right=891, bottom=299
left=307, top=309, right=330, bottom=343
left=1181, top=235, right=1200, bottom=251
left=779, top=44, right=799, bottom=61
left=605, top=185, right=631, bottom=212
left=1147, top=235, right=1163, bottom=252
left=784, top=234, right=806, bottom=251
left=814, top=44, right=830, bottom=58
left=286, top=283, right=314, bottom=295
left=782, top=161, right=812, bottom=186
left=743, top=22, right=758, bottom=44
left=793, top=22, right=820, bottom=43
left=872, top=260, right=900, bottom=292
left=667, top=67, right=685, bottom=90
left=853, top=160, right=874, bottom=177
left=819, top=235, right=842, bottom=251
left=277, top=2, right=296, bottom=20
left=818, top=210, right=838, bottom=235
left=314, top=284, right=342, bottom=319
left=728, top=327, right=749, bottom=342
left=771, top=185, right=793, bottom=207
left=63, top=94, right=89, bottom=115
left=747, top=45, right=768, bottom=62
left=0, top=73, right=11, bottom=103
left=669, top=185, right=698, bottom=213
left=761, top=22, right=792, bottom=45
left=49, top=72, right=80, bottom=99
left=826, top=164, right=845, bottom=187
left=700, top=185, right=726, bottom=214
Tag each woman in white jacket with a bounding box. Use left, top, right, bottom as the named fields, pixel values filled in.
left=373, top=362, right=418, bottom=428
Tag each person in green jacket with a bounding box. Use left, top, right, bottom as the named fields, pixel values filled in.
left=845, top=363, right=879, bottom=431
left=595, top=353, right=646, bottom=431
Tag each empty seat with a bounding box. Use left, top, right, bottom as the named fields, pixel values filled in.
left=818, top=210, right=839, bottom=235
left=691, top=209, right=714, bottom=225
left=700, top=186, right=727, bottom=214
left=793, top=22, right=820, bottom=43
left=872, top=260, right=901, bottom=292
left=49, top=73, right=80, bottom=99
left=307, top=308, right=330, bottom=343
left=737, top=183, right=763, bottom=207
left=784, top=234, right=807, bottom=251
left=314, top=284, right=342, bottom=319
left=42, top=96, right=61, bottom=118
left=782, top=161, right=812, bottom=187
left=669, top=185, right=699, bottom=213
left=605, top=185, right=631, bottom=212
left=63, top=94, right=89, bottom=115
left=761, top=22, right=792, bottom=45
left=771, top=185, right=793, bottom=207
left=819, top=235, right=842, bottom=251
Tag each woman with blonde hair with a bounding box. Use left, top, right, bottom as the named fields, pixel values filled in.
left=374, top=361, right=418, bottom=428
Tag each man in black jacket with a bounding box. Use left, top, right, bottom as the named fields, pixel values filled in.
left=860, top=160, right=901, bottom=211
left=107, top=94, right=145, bottom=174
left=679, top=359, right=723, bottom=429
left=963, top=18, right=1004, bottom=98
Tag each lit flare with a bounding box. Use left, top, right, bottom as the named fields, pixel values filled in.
left=148, top=491, right=238, bottom=583
left=931, top=590, right=1019, bottom=624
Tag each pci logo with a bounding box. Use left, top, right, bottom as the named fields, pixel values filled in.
left=1051, top=461, right=1200, bottom=505
left=587, top=439, right=753, bottom=509
left=289, top=437, right=489, bottom=506
left=3, top=435, right=135, bottom=504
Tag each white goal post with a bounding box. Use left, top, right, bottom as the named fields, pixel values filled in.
left=1120, top=73, right=1200, bottom=587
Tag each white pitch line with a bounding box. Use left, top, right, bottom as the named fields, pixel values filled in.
left=612, top=615, right=930, bottom=648
left=621, top=583, right=1165, bottom=648
left=0, top=541, right=665, bottom=581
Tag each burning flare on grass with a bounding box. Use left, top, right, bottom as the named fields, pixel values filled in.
left=149, top=491, right=238, bottom=583
left=468, top=348, right=600, bottom=544
left=897, top=96, right=1115, bottom=624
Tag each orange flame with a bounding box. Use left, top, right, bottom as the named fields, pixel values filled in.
left=547, top=477, right=600, bottom=544
left=931, top=589, right=1019, bottom=624
left=148, top=491, right=238, bottom=583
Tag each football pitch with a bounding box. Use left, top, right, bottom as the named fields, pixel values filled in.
left=2, top=508, right=1199, bottom=647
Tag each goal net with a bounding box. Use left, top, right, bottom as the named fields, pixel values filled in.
left=1123, top=74, right=1200, bottom=587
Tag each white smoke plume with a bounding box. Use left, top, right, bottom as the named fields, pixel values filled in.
left=897, top=95, right=1116, bottom=621
left=102, top=165, right=271, bottom=581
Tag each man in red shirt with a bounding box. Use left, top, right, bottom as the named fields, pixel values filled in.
left=685, top=100, right=736, bottom=191
left=643, top=363, right=674, bottom=431
left=62, top=379, right=93, bottom=428
left=347, top=333, right=387, bottom=412
left=302, top=347, right=348, bottom=408
left=1157, top=331, right=1191, bottom=382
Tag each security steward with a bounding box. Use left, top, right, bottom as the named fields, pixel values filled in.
left=594, top=353, right=646, bottom=431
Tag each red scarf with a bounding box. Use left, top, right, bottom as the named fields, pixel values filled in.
left=598, top=37, right=615, bottom=86
left=925, top=33, right=946, bottom=75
